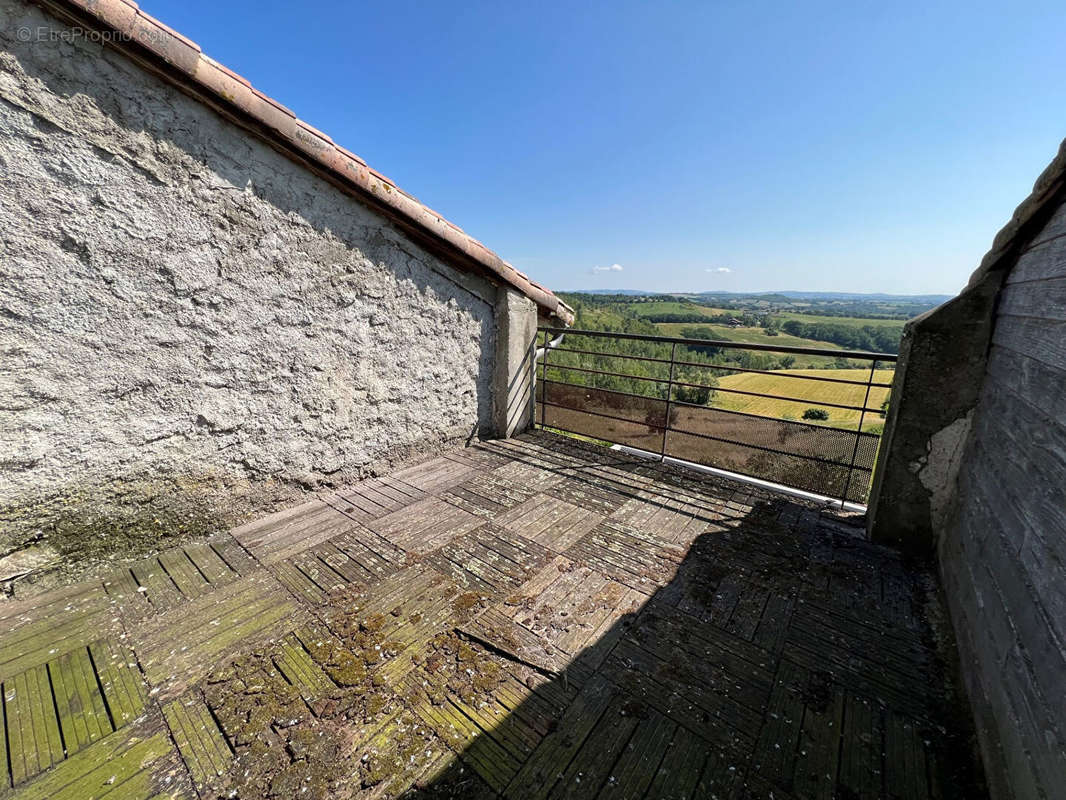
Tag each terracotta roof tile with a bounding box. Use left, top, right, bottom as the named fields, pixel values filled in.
left=83, top=0, right=138, bottom=32
left=35, top=0, right=574, bottom=324
left=131, top=11, right=201, bottom=75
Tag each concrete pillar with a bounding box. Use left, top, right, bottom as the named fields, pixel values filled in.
left=492, top=287, right=539, bottom=438
left=866, top=275, right=1001, bottom=554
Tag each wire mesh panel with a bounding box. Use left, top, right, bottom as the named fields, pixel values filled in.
left=535, top=328, right=895, bottom=505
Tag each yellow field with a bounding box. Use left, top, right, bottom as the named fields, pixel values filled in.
left=711, top=368, right=895, bottom=431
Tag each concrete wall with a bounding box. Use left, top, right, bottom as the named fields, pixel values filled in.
left=937, top=199, right=1066, bottom=800
left=0, top=0, right=537, bottom=554
left=869, top=159, right=1066, bottom=798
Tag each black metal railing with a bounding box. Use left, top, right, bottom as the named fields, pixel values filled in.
left=534, top=327, right=897, bottom=505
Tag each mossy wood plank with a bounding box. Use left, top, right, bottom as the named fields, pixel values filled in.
left=182, top=543, right=236, bottom=585
left=313, top=542, right=375, bottom=585
left=15, top=727, right=175, bottom=800
left=274, top=634, right=335, bottom=700
left=271, top=560, right=328, bottom=605
left=156, top=550, right=211, bottom=598
left=140, top=594, right=296, bottom=689
left=209, top=537, right=259, bottom=576
left=90, top=640, right=148, bottom=727
left=287, top=550, right=347, bottom=594
left=410, top=697, right=517, bottom=793
left=503, top=674, right=615, bottom=800
left=6, top=663, right=65, bottom=785
left=458, top=608, right=563, bottom=673
left=50, top=647, right=111, bottom=755
left=163, top=694, right=232, bottom=789
left=0, top=614, right=102, bottom=684
left=129, top=561, right=183, bottom=612
left=102, top=569, right=151, bottom=614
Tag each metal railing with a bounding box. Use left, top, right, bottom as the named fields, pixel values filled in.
left=534, top=327, right=897, bottom=505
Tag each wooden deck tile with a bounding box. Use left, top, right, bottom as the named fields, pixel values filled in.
left=544, top=474, right=633, bottom=516
left=11, top=720, right=185, bottom=800
left=368, top=496, right=483, bottom=555
left=642, top=727, right=711, bottom=800
left=564, top=520, right=685, bottom=594
left=274, top=632, right=335, bottom=700
left=0, top=583, right=112, bottom=683
left=230, top=499, right=356, bottom=563
left=389, top=455, right=475, bottom=493
left=493, top=494, right=603, bottom=552
left=5, top=663, right=65, bottom=785
left=325, top=475, right=427, bottom=522
left=596, top=708, right=676, bottom=798
left=424, top=524, right=552, bottom=598
left=0, top=431, right=979, bottom=800
left=133, top=573, right=298, bottom=696
left=163, top=693, right=232, bottom=791
left=838, top=692, right=885, bottom=800
left=49, top=647, right=111, bottom=756
left=90, top=639, right=148, bottom=728
left=503, top=674, right=616, bottom=800
left=440, top=472, right=538, bottom=518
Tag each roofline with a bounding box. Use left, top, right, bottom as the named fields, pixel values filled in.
left=966, top=137, right=1066, bottom=288
left=30, top=0, right=575, bottom=325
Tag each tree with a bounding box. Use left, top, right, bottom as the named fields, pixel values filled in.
left=802, top=408, right=830, bottom=421
left=879, top=397, right=890, bottom=418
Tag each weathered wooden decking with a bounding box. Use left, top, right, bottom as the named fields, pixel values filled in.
left=0, top=431, right=981, bottom=799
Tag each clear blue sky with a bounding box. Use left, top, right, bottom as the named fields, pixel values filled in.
left=144, top=0, right=1065, bottom=295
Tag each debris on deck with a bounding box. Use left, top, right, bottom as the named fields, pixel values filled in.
left=0, top=431, right=985, bottom=799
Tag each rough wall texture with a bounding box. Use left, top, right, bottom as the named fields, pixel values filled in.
left=0, top=0, right=499, bottom=554
left=866, top=279, right=1003, bottom=554
left=938, top=199, right=1066, bottom=800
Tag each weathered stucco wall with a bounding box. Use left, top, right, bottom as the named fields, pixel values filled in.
left=0, top=0, right=504, bottom=557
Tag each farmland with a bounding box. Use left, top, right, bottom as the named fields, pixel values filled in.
left=711, top=368, right=895, bottom=432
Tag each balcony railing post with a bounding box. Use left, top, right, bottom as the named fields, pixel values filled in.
left=539, top=329, right=549, bottom=429
left=660, top=342, right=677, bottom=461
left=842, top=358, right=878, bottom=503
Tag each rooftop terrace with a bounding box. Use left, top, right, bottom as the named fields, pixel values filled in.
left=0, top=431, right=982, bottom=799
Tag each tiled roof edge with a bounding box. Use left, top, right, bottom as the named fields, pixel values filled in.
left=34, top=0, right=575, bottom=324
left=967, top=137, right=1066, bottom=288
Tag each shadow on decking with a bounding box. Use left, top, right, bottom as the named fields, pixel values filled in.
left=400, top=492, right=987, bottom=800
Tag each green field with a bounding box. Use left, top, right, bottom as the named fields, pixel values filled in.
left=711, top=368, right=895, bottom=431
left=775, top=311, right=907, bottom=329
left=655, top=323, right=847, bottom=367
left=630, top=301, right=735, bottom=317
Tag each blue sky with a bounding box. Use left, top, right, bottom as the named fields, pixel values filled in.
left=144, top=1, right=1065, bottom=295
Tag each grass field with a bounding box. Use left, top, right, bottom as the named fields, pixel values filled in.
left=775, top=311, right=907, bottom=330
left=711, top=368, right=895, bottom=431
left=630, top=301, right=735, bottom=317
left=655, top=323, right=846, bottom=367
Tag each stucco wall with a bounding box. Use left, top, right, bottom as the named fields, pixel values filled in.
left=0, top=0, right=499, bottom=553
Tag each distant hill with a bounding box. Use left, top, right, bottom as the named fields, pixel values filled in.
left=572, top=290, right=954, bottom=303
